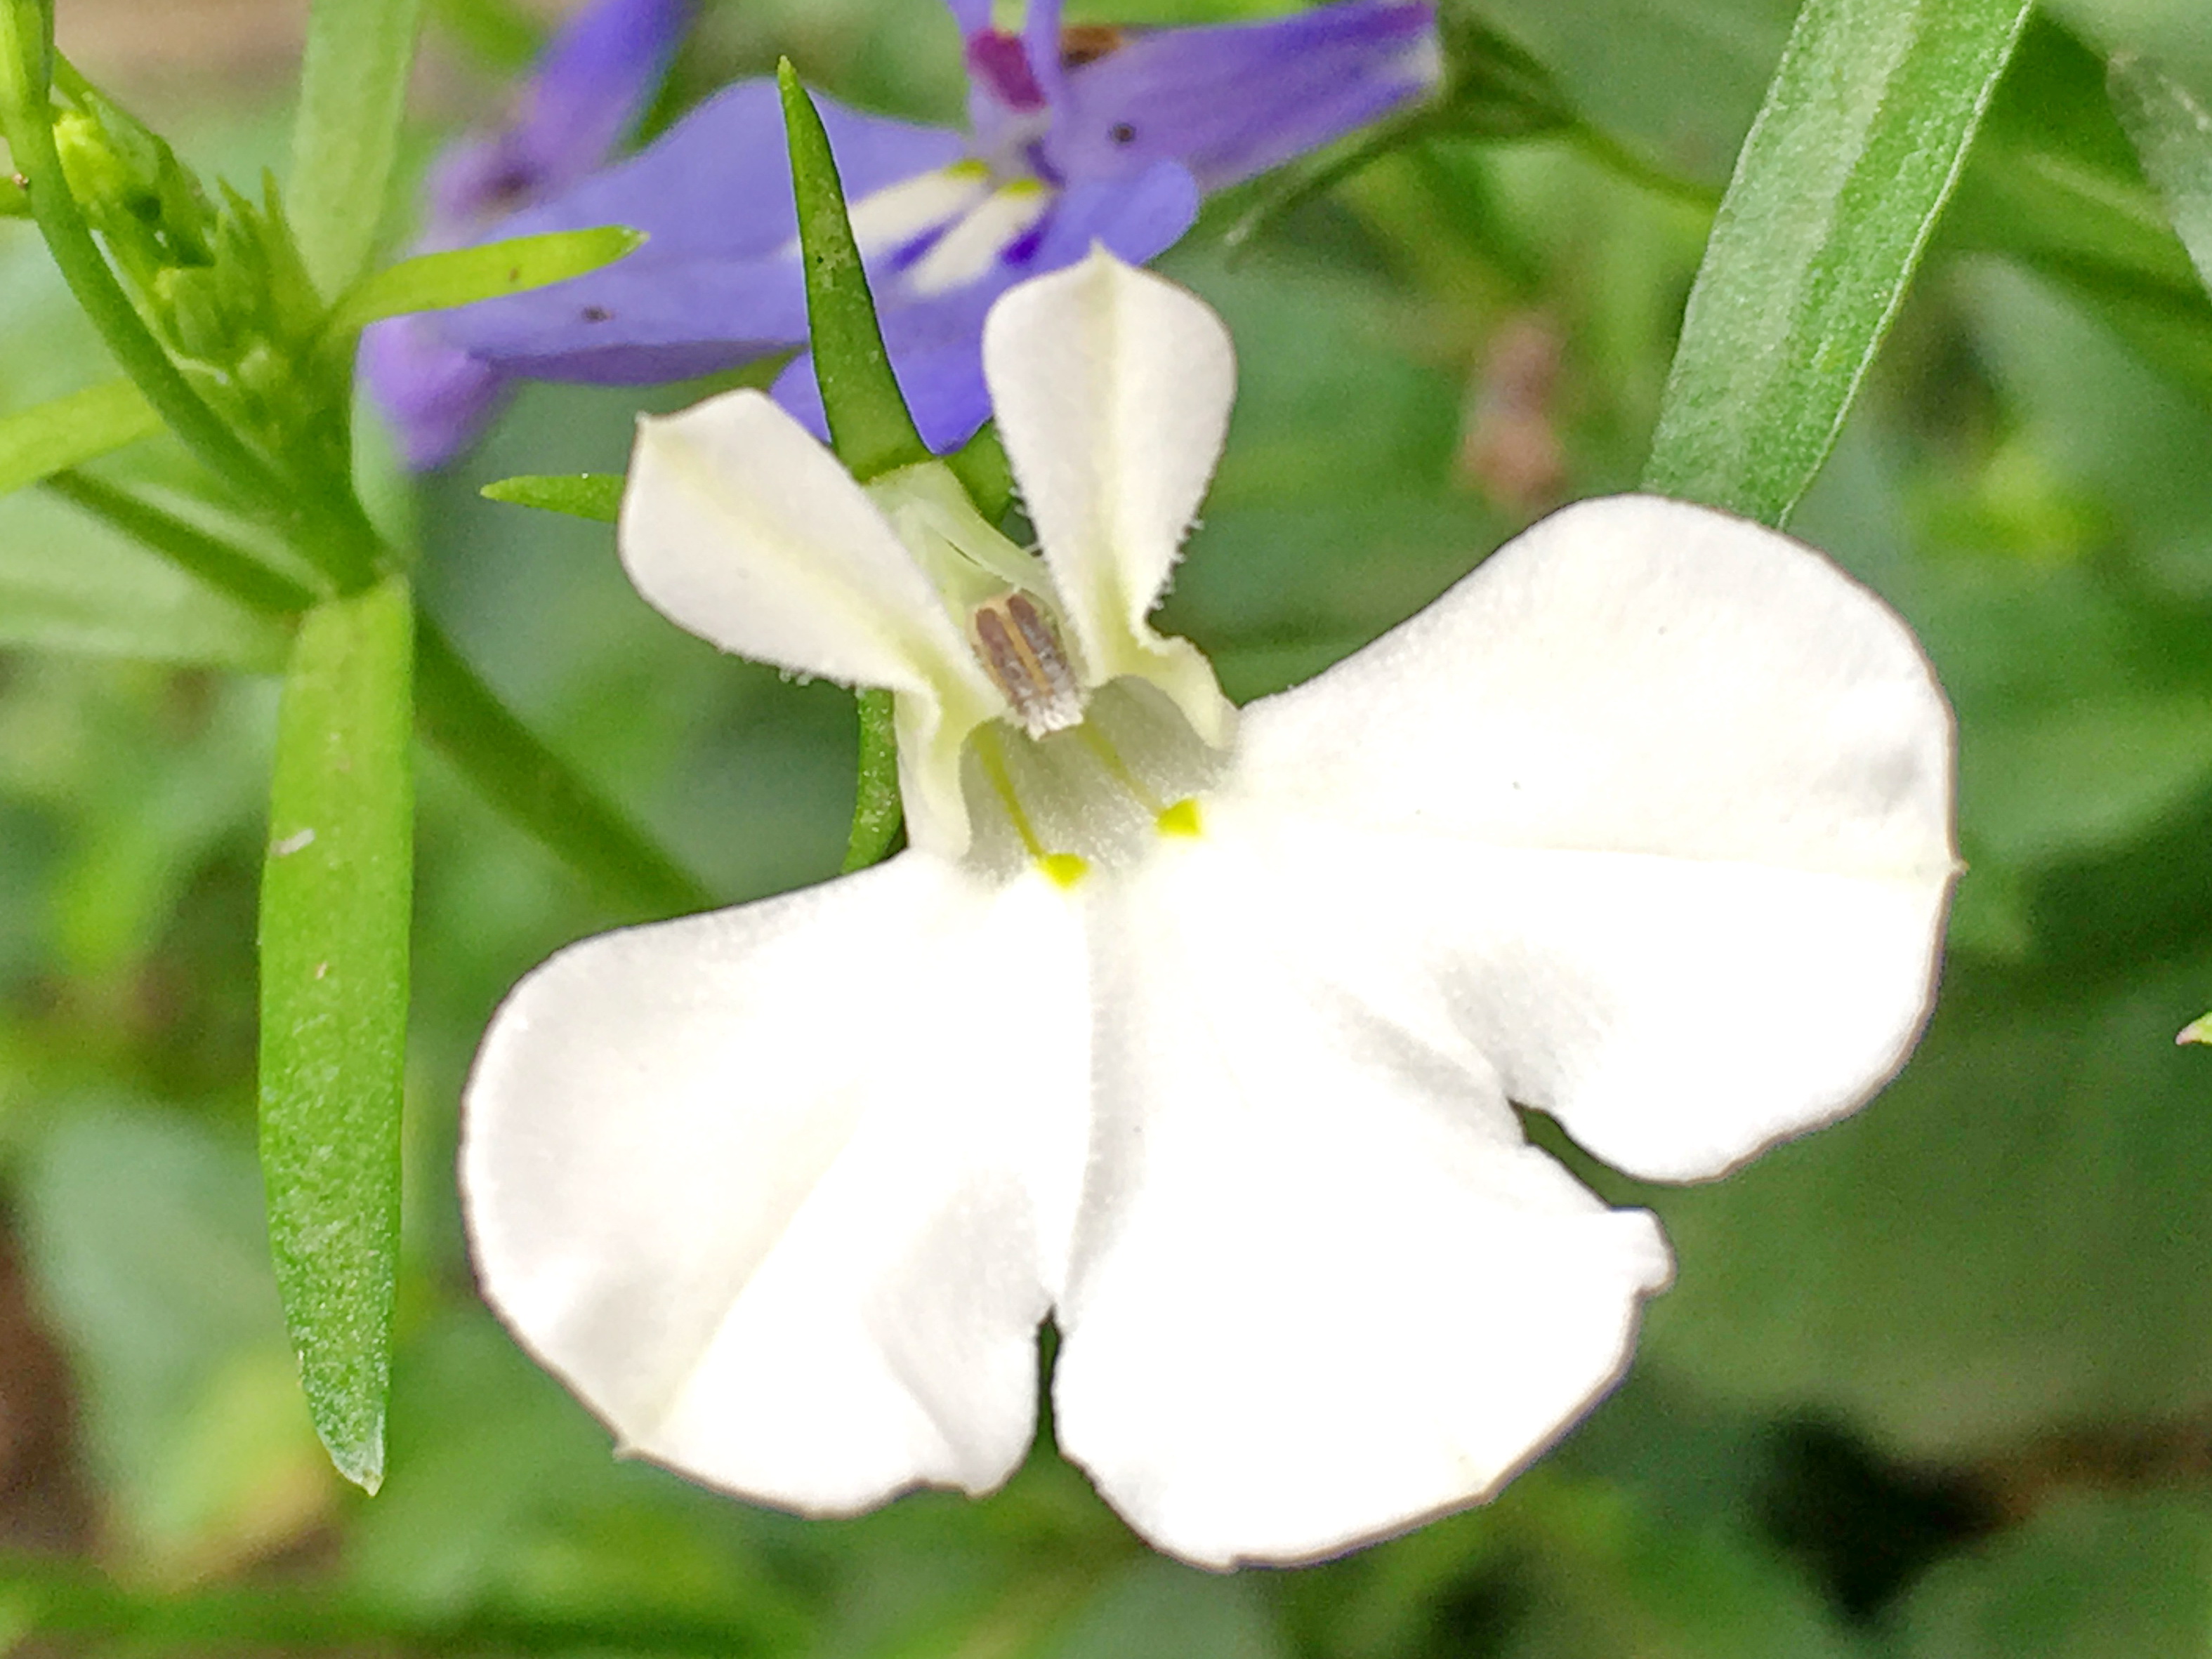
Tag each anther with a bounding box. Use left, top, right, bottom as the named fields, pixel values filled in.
left=972, top=591, right=1086, bottom=737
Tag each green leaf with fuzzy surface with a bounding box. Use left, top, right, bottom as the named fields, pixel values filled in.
left=1644, top=0, right=2032, bottom=524
left=258, top=574, right=414, bottom=1492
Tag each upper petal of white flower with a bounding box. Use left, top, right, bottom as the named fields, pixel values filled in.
left=1051, top=830, right=1673, bottom=1569
left=621, top=388, right=1007, bottom=853
left=1223, top=494, right=1958, bottom=1181
left=982, top=249, right=1237, bottom=749
left=461, top=853, right=1090, bottom=1513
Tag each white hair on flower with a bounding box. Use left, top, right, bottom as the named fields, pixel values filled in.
left=459, top=249, right=1956, bottom=1569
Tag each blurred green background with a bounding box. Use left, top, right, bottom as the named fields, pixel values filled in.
left=8, top=0, right=2212, bottom=1651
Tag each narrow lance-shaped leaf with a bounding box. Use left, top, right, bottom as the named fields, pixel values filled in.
left=479, top=472, right=625, bottom=522
left=776, top=59, right=928, bottom=484
left=778, top=58, right=928, bottom=864
left=1644, top=0, right=2033, bottom=526
left=0, top=378, right=161, bottom=498
left=2109, top=55, right=2212, bottom=300
left=325, top=227, right=647, bottom=338
left=258, top=574, right=414, bottom=1493
left=289, top=0, right=430, bottom=298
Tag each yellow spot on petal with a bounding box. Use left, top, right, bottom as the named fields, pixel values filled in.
left=1040, top=852, right=1090, bottom=888
left=1156, top=798, right=1203, bottom=838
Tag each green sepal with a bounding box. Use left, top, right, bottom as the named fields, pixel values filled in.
left=776, top=58, right=929, bottom=485
left=479, top=472, right=625, bottom=522
left=777, top=57, right=922, bottom=868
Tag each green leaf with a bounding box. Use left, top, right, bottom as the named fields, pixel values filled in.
left=258, top=574, right=414, bottom=1493
left=2181, top=1011, right=2212, bottom=1045
left=326, top=227, right=647, bottom=337
left=288, top=0, right=430, bottom=298
left=1642, top=0, right=2033, bottom=524
left=478, top=471, right=625, bottom=522
left=0, top=378, right=160, bottom=497
left=776, top=58, right=929, bottom=484
left=1942, top=20, right=2212, bottom=414
left=2109, top=55, right=2212, bottom=299
left=1893, top=1494, right=2212, bottom=1657
left=0, top=481, right=289, bottom=667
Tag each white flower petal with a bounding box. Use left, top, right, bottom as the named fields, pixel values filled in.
left=1229, top=494, right=1958, bottom=1180
left=982, top=250, right=1236, bottom=746
left=621, top=390, right=1003, bottom=851
left=461, top=854, right=1090, bottom=1514
left=1051, top=838, right=1673, bottom=1570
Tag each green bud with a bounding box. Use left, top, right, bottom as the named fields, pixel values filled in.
left=156, top=264, right=230, bottom=362
left=52, top=110, right=142, bottom=217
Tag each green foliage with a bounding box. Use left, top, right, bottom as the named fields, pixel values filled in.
left=1895, top=1495, right=2212, bottom=1655
left=479, top=470, right=625, bottom=521
left=287, top=0, right=429, bottom=298
left=327, top=226, right=647, bottom=336
left=776, top=58, right=930, bottom=484
left=1644, top=0, right=2032, bottom=523
left=12, top=0, right=2212, bottom=1650
left=2109, top=55, right=2212, bottom=295
left=257, top=576, right=414, bottom=1493
left=0, top=379, right=160, bottom=498
left=1944, top=18, right=2212, bottom=411
left=20, top=1109, right=330, bottom=1575
left=778, top=57, right=926, bottom=865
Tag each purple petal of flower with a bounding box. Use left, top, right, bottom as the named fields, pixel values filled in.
left=513, top=0, right=694, bottom=187
left=438, top=79, right=968, bottom=374
left=1022, top=0, right=1069, bottom=107
left=772, top=158, right=1199, bottom=453
left=427, top=0, right=693, bottom=237
left=941, top=0, right=992, bottom=35
left=1041, top=0, right=1439, bottom=193
left=360, top=314, right=517, bottom=470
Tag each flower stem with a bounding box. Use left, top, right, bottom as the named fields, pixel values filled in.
left=413, top=614, right=716, bottom=918
left=42, top=469, right=319, bottom=614
left=841, top=687, right=904, bottom=871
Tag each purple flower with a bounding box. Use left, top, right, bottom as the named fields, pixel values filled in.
left=372, top=0, right=1440, bottom=467
left=362, top=0, right=692, bottom=469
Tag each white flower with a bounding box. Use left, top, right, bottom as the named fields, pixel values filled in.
left=459, top=251, right=1956, bottom=1569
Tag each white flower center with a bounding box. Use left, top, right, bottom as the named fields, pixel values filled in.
left=963, top=677, right=1226, bottom=885
left=866, top=460, right=1227, bottom=883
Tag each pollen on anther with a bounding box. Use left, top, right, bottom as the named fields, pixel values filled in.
left=1040, top=852, right=1090, bottom=887
left=972, top=591, right=1086, bottom=737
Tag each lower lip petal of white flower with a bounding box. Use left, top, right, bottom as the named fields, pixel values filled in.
left=1232, top=492, right=1959, bottom=1183
left=460, top=854, right=1090, bottom=1514
left=1049, top=837, right=1676, bottom=1571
